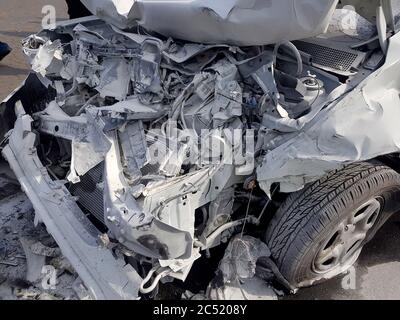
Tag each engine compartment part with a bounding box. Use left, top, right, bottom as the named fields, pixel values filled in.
left=207, top=235, right=278, bottom=300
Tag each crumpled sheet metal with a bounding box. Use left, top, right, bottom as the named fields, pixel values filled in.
left=328, top=8, right=377, bottom=40
left=257, top=31, right=400, bottom=195
left=81, top=0, right=339, bottom=46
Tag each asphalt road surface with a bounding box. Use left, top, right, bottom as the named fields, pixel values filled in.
left=0, top=0, right=67, bottom=100
left=0, top=0, right=400, bottom=300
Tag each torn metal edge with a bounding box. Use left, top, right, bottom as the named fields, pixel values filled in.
left=2, top=113, right=142, bottom=300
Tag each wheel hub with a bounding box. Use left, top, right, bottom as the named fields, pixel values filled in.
left=313, top=198, right=381, bottom=274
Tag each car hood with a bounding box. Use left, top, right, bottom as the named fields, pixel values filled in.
left=80, top=0, right=339, bottom=46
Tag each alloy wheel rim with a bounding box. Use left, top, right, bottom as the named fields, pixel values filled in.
left=313, top=198, right=382, bottom=274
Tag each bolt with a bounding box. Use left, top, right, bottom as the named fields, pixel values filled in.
left=107, top=216, right=118, bottom=225
left=217, top=216, right=226, bottom=224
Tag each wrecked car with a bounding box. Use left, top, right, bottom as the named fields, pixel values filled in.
left=1, top=0, right=400, bottom=299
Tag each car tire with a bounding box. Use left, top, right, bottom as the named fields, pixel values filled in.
left=265, top=161, right=400, bottom=288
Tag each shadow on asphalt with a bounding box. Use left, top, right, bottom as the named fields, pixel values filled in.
left=0, top=65, right=30, bottom=76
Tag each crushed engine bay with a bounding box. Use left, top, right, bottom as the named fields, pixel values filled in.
left=2, top=0, right=400, bottom=300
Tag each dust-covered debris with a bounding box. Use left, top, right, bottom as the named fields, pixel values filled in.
left=207, top=236, right=277, bottom=300
left=0, top=173, right=79, bottom=300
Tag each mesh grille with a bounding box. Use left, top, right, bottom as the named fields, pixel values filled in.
left=70, top=162, right=105, bottom=224
left=295, top=41, right=359, bottom=72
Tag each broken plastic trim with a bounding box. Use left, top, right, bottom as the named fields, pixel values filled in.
left=2, top=110, right=143, bottom=300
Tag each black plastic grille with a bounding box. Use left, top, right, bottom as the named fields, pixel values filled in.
left=70, top=162, right=105, bottom=224
left=295, top=41, right=359, bottom=72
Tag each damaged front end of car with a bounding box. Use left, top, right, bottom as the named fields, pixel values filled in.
left=2, top=0, right=400, bottom=299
